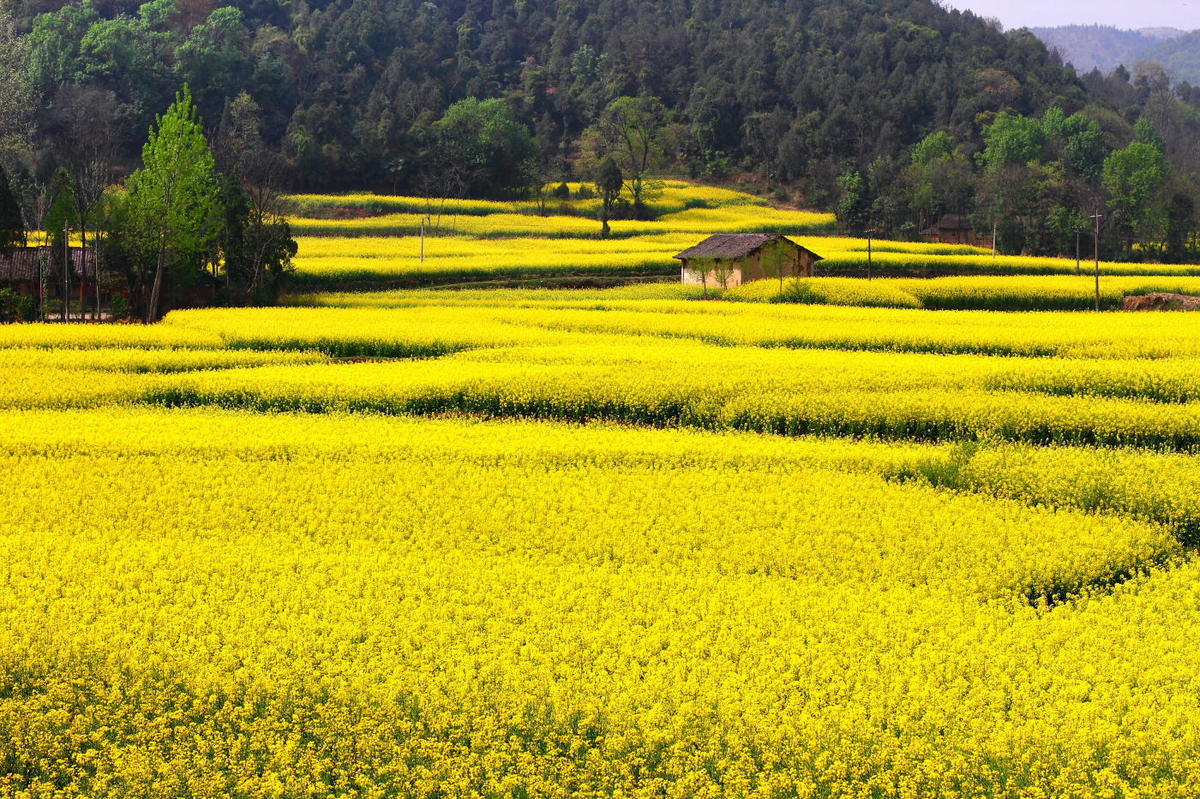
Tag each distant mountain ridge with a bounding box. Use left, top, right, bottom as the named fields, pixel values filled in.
left=1032, top=25, right=1200, bottom=83
left=1141, top=28, right=1189, bottom=41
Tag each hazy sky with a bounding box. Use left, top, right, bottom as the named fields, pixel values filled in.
left=942, top=0, right=1200, bottom=31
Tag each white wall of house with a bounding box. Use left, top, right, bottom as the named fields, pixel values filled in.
left=681, top=264, right=744, bottom=288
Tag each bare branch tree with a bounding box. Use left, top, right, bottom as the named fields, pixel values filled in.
left=45, top=85, right=125, bottom=319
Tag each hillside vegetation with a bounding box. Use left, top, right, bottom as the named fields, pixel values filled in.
left=1032, top=25, right=1185, bottom=73
left=8, top=0, right=1082, bottom=202
left=8, top=1, right=1200, bottom=268
left=1034, top=25, right=1200, bottom=85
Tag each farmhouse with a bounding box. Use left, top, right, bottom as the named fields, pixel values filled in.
left=0, top=246, right=97, bottom=300
left=674, top=234, right=823, bottom=288
left=920, top=214, right=993, bottom=248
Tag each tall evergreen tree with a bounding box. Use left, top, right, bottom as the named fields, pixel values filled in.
left=125, top=86, right=222, bottom=322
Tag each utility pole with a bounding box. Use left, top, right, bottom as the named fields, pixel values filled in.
left=420, top=217, right=425, bottom=263
left=865, top=228, right=877, bottom=280
left=1075, top=229, right=1081, bottom=275
left=38, top=250, right=47, bottom=321
left=1089, top=212, right=1104, bottom=312
left=62, top=223, right=70, bottom=323
left=992, top=221, right=998, bottom=260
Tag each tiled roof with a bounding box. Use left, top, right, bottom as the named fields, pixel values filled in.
left=673, top=233, right=823, bottom=261
left=0, top=247, right=97, bottom=282
left=673, top=233, right=777, bottom=260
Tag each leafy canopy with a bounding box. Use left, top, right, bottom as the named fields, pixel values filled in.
left=126, top=85, right=222, bottom=259
left=0, top=164, right=24, bottom=253
left=432, top=98, right=539, bottom=200
left=125, top=85, right=222, bottom=320
left=43, top=168, right=79, bottom=247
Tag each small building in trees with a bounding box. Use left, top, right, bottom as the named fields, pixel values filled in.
left=674, top=234, right=822, bottom=288
left=0, top=246, right=98, bottom=302
left=920, top=214, right=993, bottom=248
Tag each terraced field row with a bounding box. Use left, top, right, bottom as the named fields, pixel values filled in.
left=7, top=298, right=1200, bottom=796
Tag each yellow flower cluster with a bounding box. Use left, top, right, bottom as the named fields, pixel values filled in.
left=0, top=321, right=220, bottom=349
left=893, top=274, right=1200, bottom=310
left=291, top=282, right=706, bottom=308
left=281, top=182, right=833, bottom=288
left=1, top=407, right=1197, bottom=797
left=726, top=275, right=1200, bottom=311
left=277, top=182, right=1200, bottom=293
left=292, top=239, right=686, bottom=285
left=134, top=340, right=1200, bottom=450
left=820, top=250, right=1200, bottom=277
left=726, top=276, right=924, bottom=307
left=482, top=301, right=1200, bottom=358
left=290, top=201, right=835, bottom=239
left=287, top=181, right=769, bottom=220
left=9, top=294, right=1200, bottom=795
left=163, top=300, right=1200, bottom=359
left=0, top=345, right=328, bottom=409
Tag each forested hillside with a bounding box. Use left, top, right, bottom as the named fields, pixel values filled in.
left=1033, top=25, right=1200, bottom=85
left=1144, top=32, right=1200, bottom=85
left=3, top=0, right=1083, bottom=202
left=1031, top=26, right=1184, bottom=75
left=7, top=0, right=1200, bottom=260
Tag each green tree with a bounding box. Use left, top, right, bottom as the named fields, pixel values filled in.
left=176, top=7, right=252, bottom=120
left=23, top=1, right=98, bottom=94
left=1134, top=118, right=1166, bottom=152
left=0, top=164, right=24, bottom=254
left=1165, top=189, right=1196, bottom=263
left=125, top=86, right=222, bottom=322
left=78, top=16, right=155, bottom=80
left=431, top=98, right=540, bottom=199
left=594, top=156, right=623, bottom=239
left=218, top=177, right=296, bottom=305
left=0, top=3, right=34, bottom=172
left=911, top=131, right=954, bottom=167
left=979, top=112, right=1048, bottom=172
left=1045, top=205, right=1090, bottom=261
left=43, top=169, right=80, bottom=321
left=907, top=133, right=975, bottom=229
left=582, top=96, right=669, bottom=218
left=1103, top=139, right=1167, bottom=253
left=1059, top=114, right=1107, bottom=180
left=45, top=84, right=123, bottom=320
left=44, top=169, right=79, bottom=247
left=836, top=170, right=870, bottom=235
left=215, top=93, right=296, bottom=304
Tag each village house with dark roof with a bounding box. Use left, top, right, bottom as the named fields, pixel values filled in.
left=920, top=214, right=994, bottom=249
left=673, top=233, right=823, bottom=288
left=0, top=246, right=97, bottom=300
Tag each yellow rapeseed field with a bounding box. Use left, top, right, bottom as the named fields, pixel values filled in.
left=281, top=181, right=1200, bottom=290
left=0, top=405, right=1195, bottom=797
left=13, top=286, right=1200, bottom=795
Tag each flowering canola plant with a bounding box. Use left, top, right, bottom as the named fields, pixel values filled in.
left=9, top=296, right=1200, bottom=795
left=280, top=181, right=1200, bottom=291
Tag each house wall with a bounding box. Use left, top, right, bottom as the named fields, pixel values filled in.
left=681, top=260, right=743, bottom=288
left=681, top=237, right=820, bottom=287
left=680, top=240, right=816, bottom=287
left=798, top=251, right=817, bottom=276
left=740, top=240, right=814, bottom=281
left=0, top=279, right=37, bottom=297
